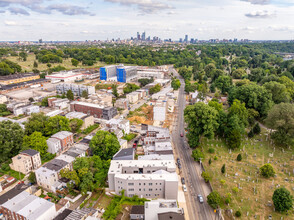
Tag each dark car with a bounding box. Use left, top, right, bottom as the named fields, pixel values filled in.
left=133, top=143, right=137, bottom=148
left=181, top=177, right=185, bottom=184
left=177, top=158, right=180, bottom=164
left=178, top=163, right=182, bottom=169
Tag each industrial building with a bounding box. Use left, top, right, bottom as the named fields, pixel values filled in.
left=45, top=71, right=83, bottom=82
left=108, top=160, right=178, bottom=200
left=0, top=73, right=40, bottom=85
left=100, top=64, right=137, bottom=83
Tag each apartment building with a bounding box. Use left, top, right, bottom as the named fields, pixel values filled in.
left=56, top=84, right=95, bottom=96
left=126, top=92, right=139, bottom=104
left=13, top=104, right=40, bottom=116
left=108, top=160, right=178, bottom=200
left=51, top=131, right=74, bottom=151
left=144, top=141, right=173, bottom=155
left=100, top=64, right=137, bottom=83
left=48, top=98, right=70, bottom=109
left=0, top=191, right=56, bottom=220
left=153, top=101, right=167, bottom=122
left=115, top=98, right=129, bottom=109
left=10, top=149, right=41, bottom=174
left=106, top=118, right=130, bottom=134
left=65, top=111, right=94, bottom=130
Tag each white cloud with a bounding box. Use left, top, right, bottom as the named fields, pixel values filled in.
left=245, top=10, right=276, bottom=18
left=4, top=20, right=18, bottom=26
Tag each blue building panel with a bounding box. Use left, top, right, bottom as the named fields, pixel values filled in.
left=117, top=68, right=126, bottom=83
left=100, top=67, right=107, bottom=80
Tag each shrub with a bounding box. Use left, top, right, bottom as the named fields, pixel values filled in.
left=208, top=148, right=215, bottom=153
left=220, top=179, right=226, bottom=185
left=1, top=163, right=10, bottom=172
left=214, top=156, right=218, bottom=160
left=248, top=129, right=254, bottom=138
left=225, top=197, right=231, bottom=205
left=209, top=158, right=212, bottom=165
left=253, top=123, right=261, bottom=135
left=201, top=172, right=211, bottom=183
left=221, top=164, right=226, bottom=174
left=232, top=187, right=239, bottom=194
left=272, top=187, right=293, bottom=212
left=235, top=211, right=241, bottom=217
left=260, top=163, right=275, bottom=178
left=237, top=154, right=242, bottom=161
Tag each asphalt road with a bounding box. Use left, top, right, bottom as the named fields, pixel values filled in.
left=171, top=67, right=216, bottom=220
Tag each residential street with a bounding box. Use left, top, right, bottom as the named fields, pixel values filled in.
left=171, top=67, right=216, bottom=220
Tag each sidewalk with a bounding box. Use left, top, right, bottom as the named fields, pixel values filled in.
left=177, top=175, right=190, bottom=220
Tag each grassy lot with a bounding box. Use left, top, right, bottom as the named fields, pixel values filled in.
left=6, top=54, right=105, bottom=72
left=0, top=168, right=25, bottom=180
left=122, top=133, right=137, bottom=141
left=200, top=128, right=294, bottom=219
left=95, top=193, right=112, bottom=209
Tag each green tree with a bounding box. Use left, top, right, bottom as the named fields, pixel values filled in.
left=171, top=78, right=181, bottom=90
left=265, top=103, right=294, bottom=147
left=201, top=171, right=211, bottom=182
left=248, top=129, right=254, bottom=138
left=0, top=104, right=11, bottom=116
left=138, top=78, right=154, bottom=87
left=19, top=51, right=28, bottom=61
left=278, top=76, right=294, bottom=100
left=111, top=84, right=118, bottom=97
left=263, top=81, right=290, bottom=104
left=149, top=84, right=161, bottom=95
left=272, top=187, right=293, bottom=212
left=81, top=90, right=88, bottom=99
left=192, top=149, right=205, bottom=162
left=184, top=102, right=219, bottom=147
left=25, top=113, right=49, bottom=136
left=41, top=97, right=49, bottom=107
left=123, top=83, right=140, bottom=94
left=228, top=83, right=273, bottom=118
left=71, top=58, right=79, bottom=67
left=253, top=123, right=261, bottom=135
left=235, top=211, right=241, bottom=218
left=23, top=131, right=48, bottom=155
left=67, top=90, right=74, bottom=101
left=207, top=191, right=221, bottom=209
left=45, top=115, right=71, bottom=136
left=237, top=154, right=242, bottom=161
left=0, top=121, right=24, bottom=162
left=90, top=130, right=120, bottom=160
left=260, top=163, right=275, bottom=178
left=28, top=172, right=36, bottom=184
left=215, top=75, right=233, bottom=94
left=228, top=99, right=248, bottom=128
left=221, top=164, right=226, bottom=174
left=33, top=60, right=38, bottom=68
left=69, top=118, right=83, bottom=133
left=208, top=100, right=223, bottom=112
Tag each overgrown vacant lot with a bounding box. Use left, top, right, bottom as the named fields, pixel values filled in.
left=6, top=54, right=105, bottom=72
left=201, top=129, right=294, bottom=220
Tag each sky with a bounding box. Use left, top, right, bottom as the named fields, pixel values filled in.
left=0, top=0, right=294, bottom=41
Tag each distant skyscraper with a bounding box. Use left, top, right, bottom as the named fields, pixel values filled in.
left=142, top=32, right=146, bottom=41
left=39, top=39, right=42, bottom=43
left=179, top=38, right=182, bottom=43
left=184, top=35, right=188, bottom=43
left=137, top=32, right=141, bottom=40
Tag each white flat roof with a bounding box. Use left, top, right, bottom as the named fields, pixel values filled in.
left=114, top=172, right=178, bottom=181
left=71, top=101, right=104, bottom=109
left=65, top=111, right=87, bottom=119
left=46, top=71, right=83, bottom=79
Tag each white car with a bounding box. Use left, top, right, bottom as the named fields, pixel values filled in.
left=182, top=185, right=187, bottom=192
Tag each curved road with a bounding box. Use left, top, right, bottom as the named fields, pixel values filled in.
left=171, top=67, right=216, bottom=220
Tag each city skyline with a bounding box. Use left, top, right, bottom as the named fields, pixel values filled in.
left=0, top=0, right=294, bottom=41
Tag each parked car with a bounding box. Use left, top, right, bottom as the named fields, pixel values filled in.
left=182, top=185, right=187, bottom=192
left=177, top=158, right=180, bottom=164
left=133, top=143, right=137, bottom=148
left=197, top=195, right=204, bottom=203
left=178, top=163, right=182, bottom=169
left=181, top=177, right=185, bottom=184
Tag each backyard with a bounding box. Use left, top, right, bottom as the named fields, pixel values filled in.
left=200, top=128, right=294, bottom=219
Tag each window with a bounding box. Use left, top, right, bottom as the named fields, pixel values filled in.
left=149, top=189, right=152, bottom=191
left=128, top=183, right=134, bottom=186
left=139, top=189, right=141, bottom=191
left=149, top=183, right=152, bottom=186
left=129, top=189, right=134, bottom=192
left=139, top=183, right=141, bottom=186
